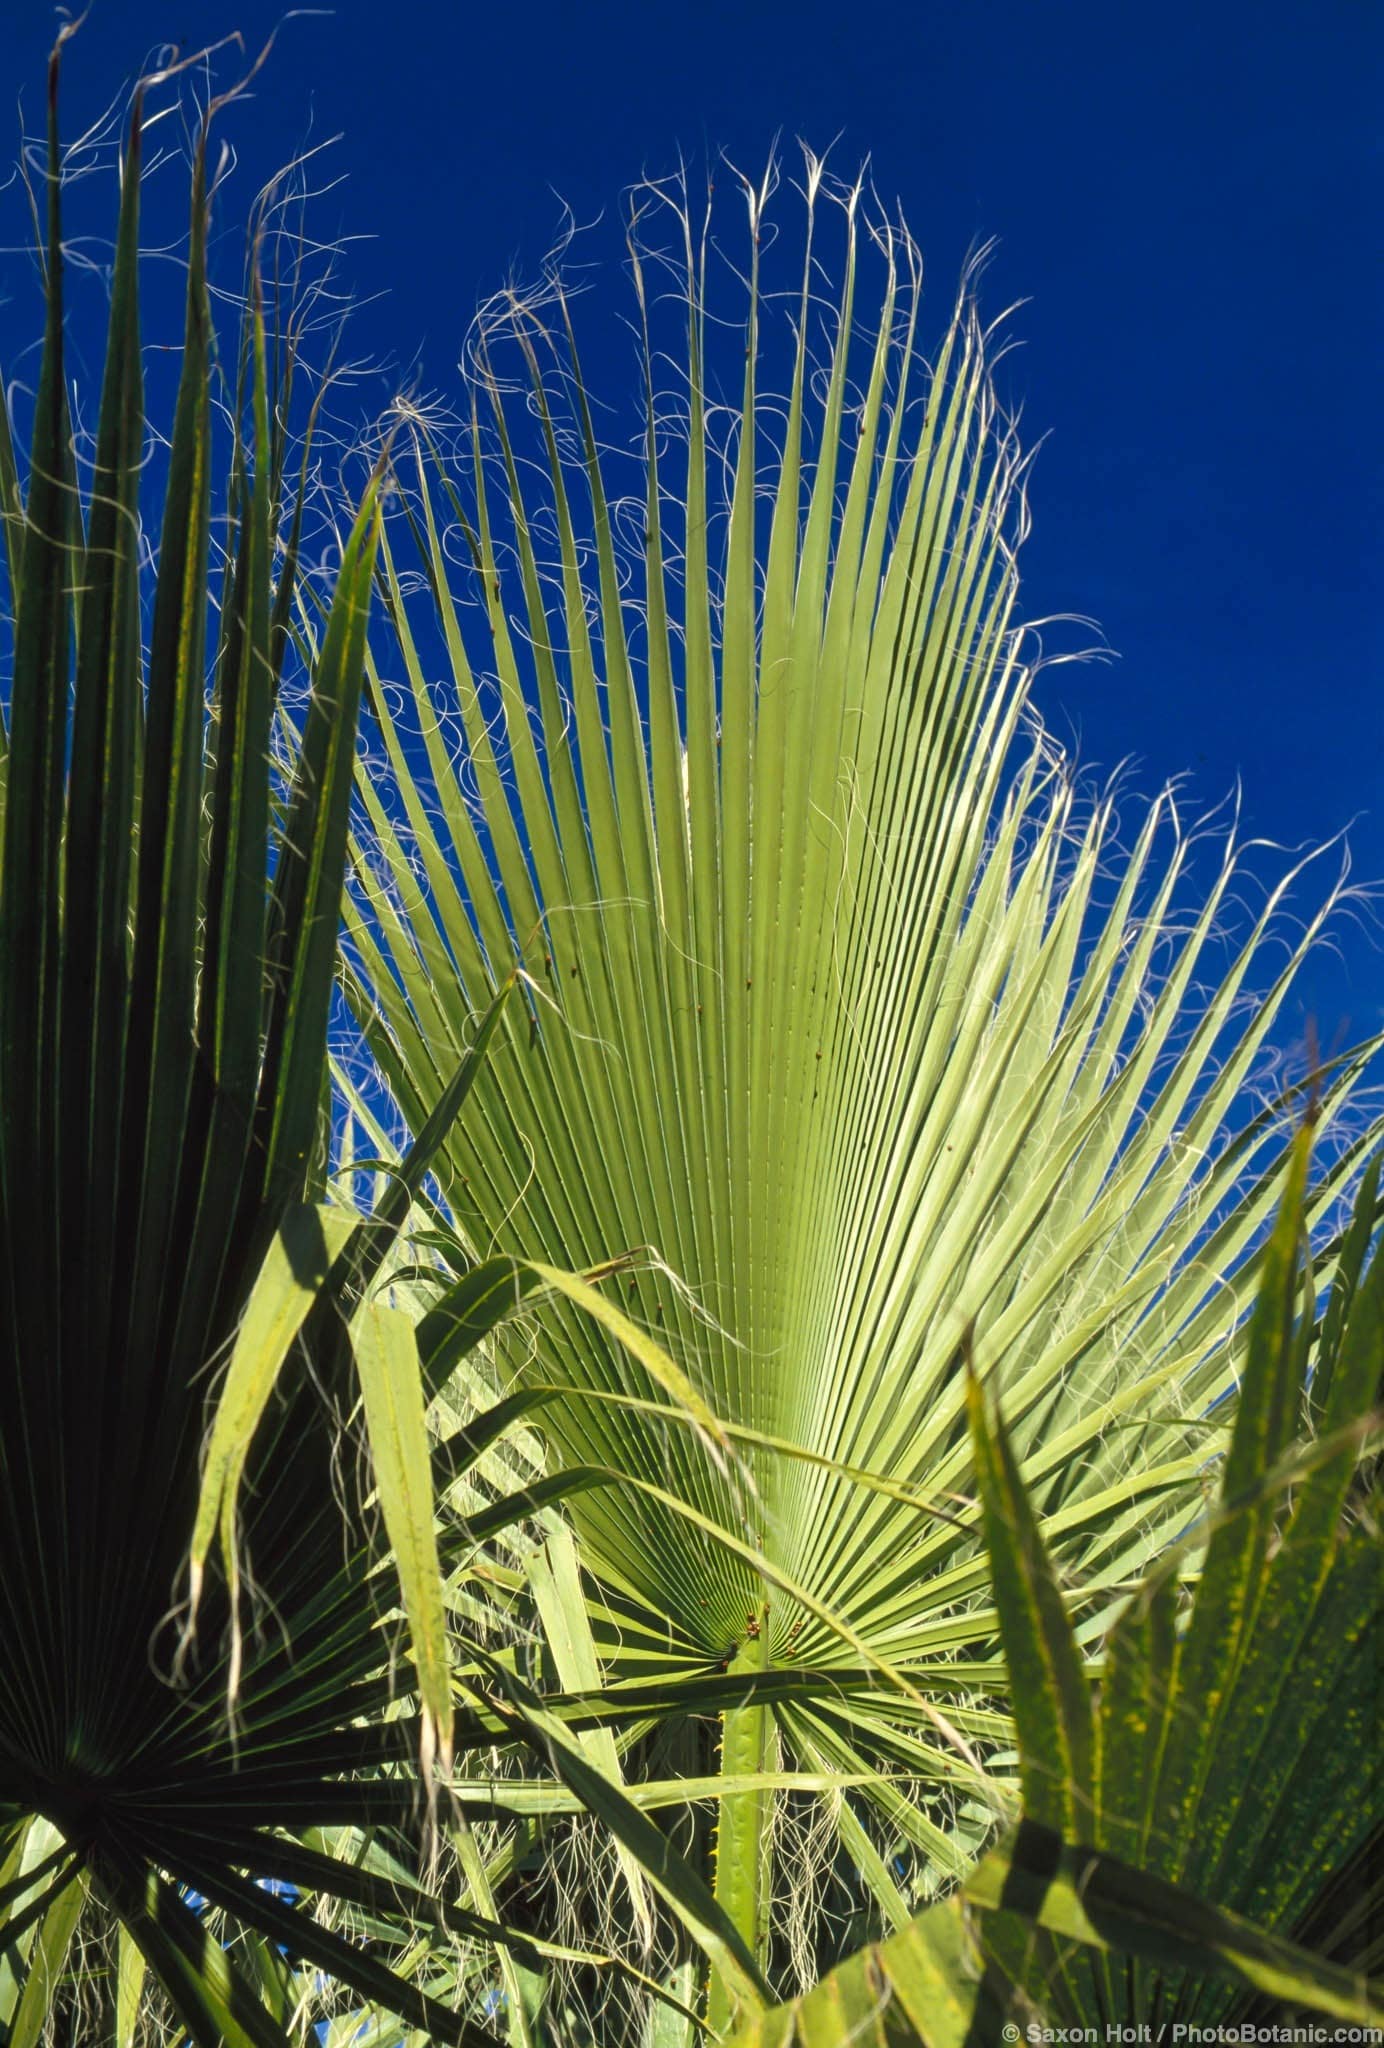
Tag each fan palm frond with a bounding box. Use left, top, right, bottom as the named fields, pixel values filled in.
left=0, top=52, right=589, bottom=2046
left=341, top=153, right=1381, bottom=2014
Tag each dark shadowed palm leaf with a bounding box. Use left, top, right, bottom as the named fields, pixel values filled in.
left=0, top=52, right=574, bottom=2047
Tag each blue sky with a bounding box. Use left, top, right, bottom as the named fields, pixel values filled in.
left=4, top=0, right=1381, bottom=1042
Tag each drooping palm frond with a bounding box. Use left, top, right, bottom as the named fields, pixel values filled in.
left=340, top=151, right=1382, bottom=2002
left=723, top=1127, right=1384, bottom=2045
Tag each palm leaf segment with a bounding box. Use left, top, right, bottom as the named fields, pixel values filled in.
left=969, top=1125, right=1384, bottom=2032
left=346, top=151, right=1380, bottom=1902
left=0, top=57, right=573, bottom=2048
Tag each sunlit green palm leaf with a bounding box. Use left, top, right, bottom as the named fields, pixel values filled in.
left=967, top=1128, right=1383, bottom=2030
left=726, top=1820, right=1383, bottom=2048
left=341, top=153, right=1382, bottom=2004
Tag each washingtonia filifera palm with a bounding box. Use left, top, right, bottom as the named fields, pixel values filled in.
left=0, top=50, right=657, bottom=2048
left=339, top=156, right=1383, bottom=2027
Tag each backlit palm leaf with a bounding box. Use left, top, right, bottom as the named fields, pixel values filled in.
left=341, top=153, right=1381, bottom=2011
left=967, top=1124, right=1383, bottom=2032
